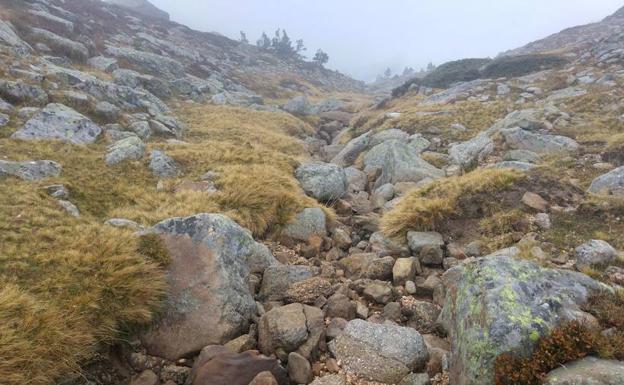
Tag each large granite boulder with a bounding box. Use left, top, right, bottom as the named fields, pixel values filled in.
left=588, top=166, right=624, bottom=196
left=364, top=141, right=443, bottom=188
left=141, top=214, right=277, bottom=360
left=12, top=103, right=102, bottom=144
left=328, top=319, right=429, bottom=383
left=0, top=160, right=61, bottom=181
left=439, top=248, right=605, bottom=385
left=545, top=357, right=624, bottom=385
left=449, top=133, right=494, bottom=170
left=105, top=136, right=145, bottom=165
left=501, top=127, right=579, bottom=154
left=295, top=162, right=348, bottom=202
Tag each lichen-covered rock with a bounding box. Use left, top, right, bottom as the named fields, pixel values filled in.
left=0, top=160, right=61, bottom=181
left=87, top=56, right=118, bottom=72
left=30, top=27, right=89, bottom=60
left=365, top=141, right=444, bottom=188
left=501, top=127, right=579, bottom=154
left=281, top=207, right=327, bottom=242
left=12, top=103, right=101, bottom=144
left=0, top=19, right=32, bottom=53
left=588, top=166, right=624, bottom=196
left=439, top=248, right=605, bottom=385
left=149, top=150, right=179, bottom=178
left=295, top=162, right=347, bottom=202
left=449, top=133, right=494, bottom=170
left=142, top=214, right=277, bottom=360
left=545, top=357, right=624, bottom=385
left=370, top=129, right=410, bottom=147
left=328, top=319, right=429, bottom=383
left=105, top=45, right=185, bottom=79
left=105, top=136, right=146, bottom=165
left=0, top=80, right=48, bottom=105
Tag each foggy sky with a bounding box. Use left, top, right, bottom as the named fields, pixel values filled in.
left=150, top=0, right=623, bottom=81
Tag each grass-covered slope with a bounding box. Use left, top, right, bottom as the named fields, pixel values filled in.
left=0, top=103, right=322, bottom=384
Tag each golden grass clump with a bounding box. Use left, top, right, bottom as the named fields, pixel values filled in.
left=0, top=181, right=166, bottom=385
left=381, top=168, right=523, bottom=240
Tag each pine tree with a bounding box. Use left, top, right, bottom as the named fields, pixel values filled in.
left=256, top=32, right=271, bottom=49
left=313, top=49, right=329, bottom=65
left=384, top=67, right=392, bottom=78
left=295, top=39, right=306, bottom=54
left=239, top=31, right=249, bottom=44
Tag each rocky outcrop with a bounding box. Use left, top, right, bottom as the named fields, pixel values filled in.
left=439, top=248, right=605, bottom=385
left=12, top=103, right=102, bottom=144
left=141, top=214, right=277, bottom=360
left=104, top=0, right=170, bottom=21
left=501, top=127, right=579, bottom=154
left=0, top=160, right=61, bottom=181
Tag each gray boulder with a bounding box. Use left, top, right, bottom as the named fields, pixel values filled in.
left=575, top=240, right=618, bottom=270
left=449, top=133, right=494, bottom=170
left=370, top=129, right=410, bottom=147
left=588, top=166, right=624, bottom=196
left=149, top=150, right=179, bottom=178
left=545, top=357, right=624, bottom=385
left=329, top=319, right=429, bottom=383
left=30, top=27, right=89, bottom=60
left=281, top=207, right=326, bottom=242
left=501, top=127, right=579, bottom=154
left=0, top=113, right=8, bottom=127
left=0, top=97, right=13, bottom=114
left=0, top=80, right=48, bottom=105
left=330, top=132, right=370, bottom=167
left=105, top=136, right=146, bottom=165
left=12, top=103, right=102, bottom=144
left=0, top=19, right=32, bottom=53
left=283, top=96, right=313, bottom=115
left=87, top=56, right=118, bottom=72
left=439, top=248, right=604, bottom=385
left=295, top=162, right=347, bottom=202
left=105, top=45, right=185, bottom=79
left=0, top=160, right=61, bottom=181
left=365, top=141, right=443, bottom=188
left=142, top=213, right=277, bottom=359
left=310, top=375, right=345, bottom=385
left=95, top=101, right=121, bottom=122
left=258, top=303, right=324, bottom=361
left=344, top=167, right=367, bottom=192
left=211, top=91, right=263, bottom=107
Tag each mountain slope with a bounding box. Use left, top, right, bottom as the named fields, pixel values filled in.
left=502, top=5, right=624, bottom=57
